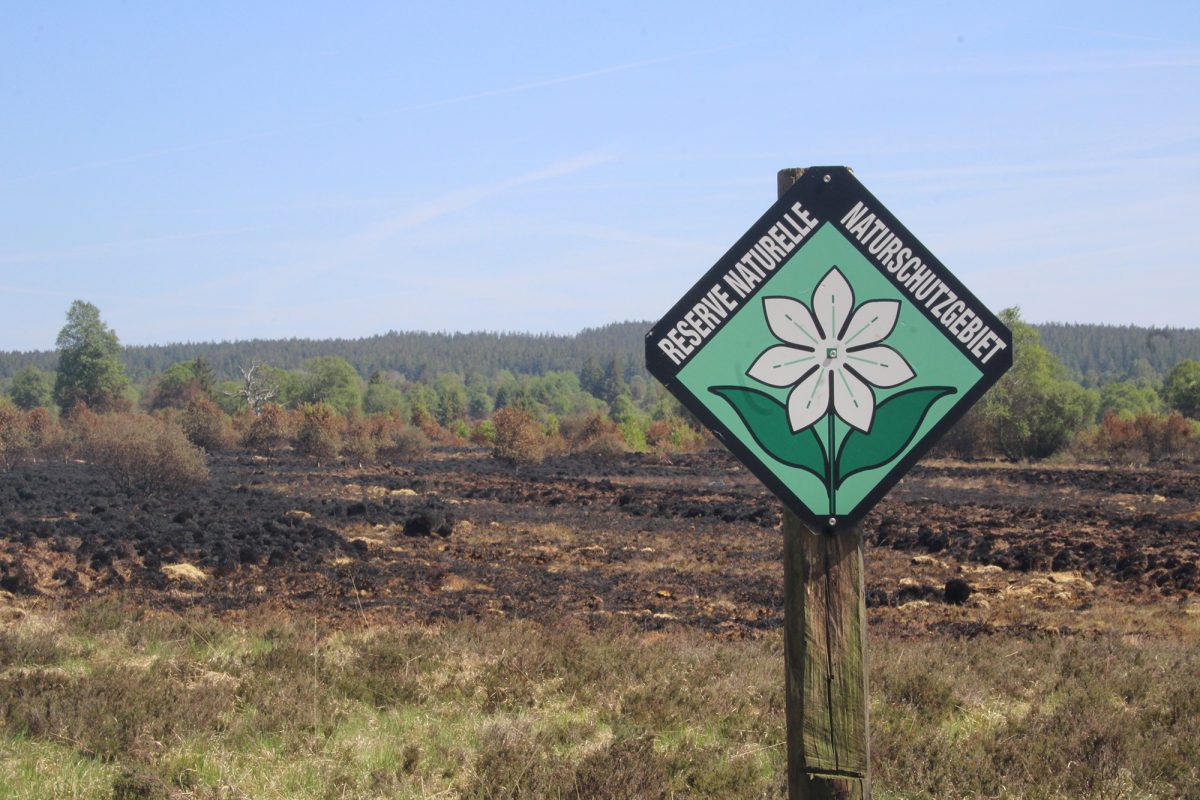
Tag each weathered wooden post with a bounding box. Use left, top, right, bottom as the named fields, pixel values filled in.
left=783, top=512, right=868, bottom=797
left=776, top=168, right=869, bottom=799
left=646, top=166, right=1012, bottom=799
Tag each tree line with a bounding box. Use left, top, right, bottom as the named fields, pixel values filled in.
left=3, top=318, right=1197, bottom=388
left=2, top=300, right=1199, bottom=468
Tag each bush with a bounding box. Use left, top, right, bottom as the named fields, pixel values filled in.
left=81, top=413, right=209, bottom=493
left=561, top=412, right=626, bottom=457
left=646, top=416, right=705, bottom=454
left=1135, top=411, right=1192, bottom=461
left=294, top=403, right=343, bottom=463
left=470, top=419, right=496, bottom=445
left=23, top=406, right=63, bottom=458
left=240, top=402, right=291, bottom=454
left=181, top=395, right=232, bottom=452
left=386, top=425, right=431, bottom=460
left=1082, top=411, right=1140, bottom=462
left=343, top=414, right=378, bottom=465
left=1074, top=410, right=1194, bottom=463
left=0, top=400, right=32, bottom=472
left=960, top=309, right=1098, bottom=460
left=491, top=407, right=546, bottom=465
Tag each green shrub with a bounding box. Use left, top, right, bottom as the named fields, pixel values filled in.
left=954, top=309, right=1097, bottom=460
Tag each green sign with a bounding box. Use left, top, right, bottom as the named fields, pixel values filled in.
left=646, top=167, right=1012, bottom=533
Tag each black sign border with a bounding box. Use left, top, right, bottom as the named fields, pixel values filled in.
left=645, top=167, right=1013, bottom=534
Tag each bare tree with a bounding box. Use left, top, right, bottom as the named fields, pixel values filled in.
left=225, top=361, right=279, bottom=413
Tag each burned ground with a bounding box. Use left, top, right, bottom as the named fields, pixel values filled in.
left=0, top=448, right=1197, bottom=635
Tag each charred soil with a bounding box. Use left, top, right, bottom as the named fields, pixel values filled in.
left=1, top=448, right=1198, bottom=636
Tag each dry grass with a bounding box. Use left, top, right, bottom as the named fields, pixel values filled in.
left=0, top=600, right=1197, bottom=798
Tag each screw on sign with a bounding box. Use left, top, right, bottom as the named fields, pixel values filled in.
left=646, top=168, right=1011, bottom=798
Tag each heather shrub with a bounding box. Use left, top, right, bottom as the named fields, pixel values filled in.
left=294, top=403, right=343, bottom=463
left=181, top=394, right=233, bottom=452
left=240, top=402, right=291, bottom=454
left=491, top=406, right=545, bottom=465
left=81, top=413, right=209, bottom=493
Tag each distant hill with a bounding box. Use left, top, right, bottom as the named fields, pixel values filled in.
left=2, top=321, right=1197, bottom=386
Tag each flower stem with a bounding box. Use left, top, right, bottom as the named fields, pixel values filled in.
left=827, top=412, right=836, bottom=517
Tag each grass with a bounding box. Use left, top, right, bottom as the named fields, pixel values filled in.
left=0, top=600, right=1198, bottom=798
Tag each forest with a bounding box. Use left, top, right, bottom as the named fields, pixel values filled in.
left=1, top=301, right=1199, bottom=473
left=3, top=318, right=1199, bottom=388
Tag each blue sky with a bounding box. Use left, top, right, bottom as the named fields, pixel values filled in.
left=2, top=1, right=1197, bottom=350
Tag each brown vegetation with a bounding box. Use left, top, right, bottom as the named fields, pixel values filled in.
left=76, top=412, right=209, bottom=493
left=491, top=407, right=546, bottom=465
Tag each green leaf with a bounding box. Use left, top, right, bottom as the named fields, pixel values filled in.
left=835, top=386, right=956, bottom=487
left=709, top=386, right=827, bottom=481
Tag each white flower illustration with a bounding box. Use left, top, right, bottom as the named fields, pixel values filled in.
left=747, top=267, right=915, bottom=433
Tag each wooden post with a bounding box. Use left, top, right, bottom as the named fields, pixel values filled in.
left=783, top=512, right=869, bottom=798
left=777, top=168, right=870, bottom=799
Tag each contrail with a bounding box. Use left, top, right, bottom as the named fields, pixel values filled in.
left=387, top=44, right=740, bottom=114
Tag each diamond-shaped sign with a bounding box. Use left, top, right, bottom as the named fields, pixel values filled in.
left=646, top=167, right=1012, bottom=533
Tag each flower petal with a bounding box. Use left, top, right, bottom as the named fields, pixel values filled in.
left=763, top=297, right=821, bottom=348
left=832, top=367, right=875, bottom=432
left=844, top=345, right=915, bottom=388
left=786, top=366, right=830, bottom=432
left=812, top=268, right=855, bottom=340
left=747, top=346, right=819, bottom=388
left=841, top=300, right=900, bottom=348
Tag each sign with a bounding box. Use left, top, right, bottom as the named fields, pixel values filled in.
left=646, top=167, right=1012, bottom=533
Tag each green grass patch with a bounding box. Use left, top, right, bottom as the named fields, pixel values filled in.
left=0, top=601, right=1197, bottom=797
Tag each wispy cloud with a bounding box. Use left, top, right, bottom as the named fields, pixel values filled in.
left=944, top=48, right=1200, bottom=77
left=386, top=44, right=739, bottom=115
left=1049, top=25, right=1187, bottom=47
left=5, top=45, right=736, bottom=188
left=149, top=147, right=618, bottom=302
left=339, top=149, right=619, bottom=257
left=0, top=225, right=262, bottom=265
